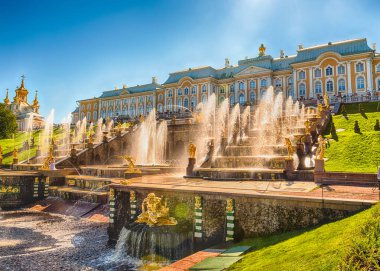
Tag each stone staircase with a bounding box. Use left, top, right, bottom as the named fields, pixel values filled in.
left=49, top=175, right=112, bottom=204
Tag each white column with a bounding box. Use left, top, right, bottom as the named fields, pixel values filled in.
left=153, top=93, right=156, bottom=110
left=347, top=62, right=352, bottom=94
left=309, top=67, right=313, bottom=98
left=366, top=59, right=373, bottom=91
left=164, top=89, right=167, bottom=110
left=174, top=89, right=177, bottom=112
left=293, top=71, right=297, bottom=100
left=208, top=82, right=211, bottom=97
left=235, top=81, right=239, bottom=103
left=196, top=85, right=199, bottom=105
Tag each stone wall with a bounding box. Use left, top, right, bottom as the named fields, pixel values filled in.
left=109, top=186, right=372, bottom=248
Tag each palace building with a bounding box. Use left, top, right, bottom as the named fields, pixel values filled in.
left=2, top=77, right=45, bottom=130
left=76, top=38, right=380, bottom=123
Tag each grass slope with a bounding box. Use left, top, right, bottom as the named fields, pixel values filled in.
left=324, top=102, right=380, bottom=173
left=228, top=204, right=380, bottom=271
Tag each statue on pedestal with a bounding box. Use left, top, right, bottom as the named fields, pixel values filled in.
left=316, top=135, right=327, bottom=160
left=188, top=142, right=196, bottom=159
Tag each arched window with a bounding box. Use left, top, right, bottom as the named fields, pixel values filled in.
left=167, top=99, right=172, bottom=111
left=298, top=71, right=306, bottom=80
left=177, top=98, right=182, bottom=108
left=178, top=88, right=182, bottom=96
left=220, top=86, right=225, bottom=94
left=275, top=79, right=281, bottom=87
left=299, top=83, right=306, bottom=96
left=261, top=89, right=267, bottom=98
left=315, top=81, right=322, bottom=94
left=288, top=77, right=293, bottom=85
left=338, top=65, right=345, bottom=75
left=249, top=80, right=256, bottom=89
left=261, top=79, right=267, bottom=87
left=249, top=91, right=256, bottom=103
left=184, top=98, right=189, bottom=108
left=338, top=79, right=346, bottom=92
left=356, top=76, right=365, bottom=90
left=325, top=66, right=333, bottom=76
left=314, top=68, right=321, bottom=78
left=376, top=64, right=380, bottom=73
left=239, top=93, right=245, bottom=105
left=139, top=106, right=144, bottom=115
left=93, top=111, right=97, bottom=121
left=191, top=86, right=196, bottom=95
left=147, top=104, right=153, bottom=113
left=168, top=90, right=173, bottom=97
left=87, top=104, right=91, bottom=110
left=356, top=62, right=364, bottom=73
left=230, top=84, right=235, bottom=93
left=184, top=87, right=189, bottom=95
left=158, top=104, right=163, bottom=113
left=239, top=82, right=245, bottom=90
left=202, top=95, right=207, bottom=104
left=377, top=78, right=380, bottom=91
left=202, top=85, right=207, bottom=93
left=191, top=97, right=196, bottom=109
left=81, top=105, right=85, bottom=110
left=230, top=95, right=235, bottom=106
left=326, top=80, right=334, bottom=92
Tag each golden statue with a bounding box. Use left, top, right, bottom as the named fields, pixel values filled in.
left=284, top=138, right=295, bottom=159
left=109, top=188, right=115, bottom=200
left=226, top=198, right=234, bottom=212
left=117, top=122, right=122, bottom=131
left=0, top=145, right=3, bottom=159
left=188, top=142, right=196, bottom=159
left=317, top=103, right=323, bottom=117
left=259, top=43, right=266, bottom=56
left=88, top=133, right=93, bottom=144
left=41, top=145, right=54, bottom=170
left=323, top=94, right=329, bottom=107
left=316, top=135, right=327, bottom=160
left=13, top=147, right=18, bottom=159
left=195, top=196, right=202, bottom=209
left=139, top=114, right=145, bottom=123
left=304, top=120, right=311, bottom=134
left=118, top=155, right=142, bottom=173
left=130, top=191, right=136, bottom=202
left=136, top=193, right=177, bottom=227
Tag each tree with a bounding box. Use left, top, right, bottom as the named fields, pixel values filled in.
left=0, top=103, right=17, bottom=139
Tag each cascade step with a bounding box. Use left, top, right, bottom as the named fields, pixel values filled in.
left=212, top=155, right=287, bottom=169
left=194, top=168, right=285, bottom=181
left=65, top=175, right=112, bottom=191
left=49, top=186, right=108, bottom=204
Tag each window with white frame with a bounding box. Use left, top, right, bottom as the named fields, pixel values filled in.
left=239, top=93, right=245, bottom=105
left=94, top=104, right=97, bottom=109
left=202, top=85, right=207, bottom=93
left=376, top=64, right=380, bottom=73
left=81, top=105, right=85, bottom=110
left=314, top=68, right=322, bottom=78
left=298, top=71, right=306, bottom=80
left=191, top=86, right=196, bottom=95
left=250, top=80, right=256, bottom=89
left=191, top=97, right=196, bottom=109
left=288, top=77, right=293, bottom=86
left=325, top=66, right=333, bottom=76
left=250, top=91, right=256, bottom=102
left=202, top=95, right=207, bottom=104
left=167, top=99, right=172, bottom=111
left=178, top=88, right=182, bottom=96
left=239, top=82, right=245, bottom=90
left=275, top=79, right=281, bottom=87
left=168, top=90, right=172, bottom=97
left=230, top=84, right=235, bottom=92
left=184, top=87, right=189, bottom=95
left=230, top=95, right=235, bottom=106
left=93, top=111, right=97, bottom=120
left=177, top=98, right=182, bottom=107
left=338, top=79, right=346, bottom=92
left=377, top=78, right=380, bottom=91
left=326, top=80, right=334, bottom=92
left=299, top=83, right=306, bottom=96
left=184, top=98, right=189, bottom=108
left=158, top=104, right=163, bottom=112
left=261, top=79, right=267, bottom=87
left=87, top=112, right=91, bottom=120
left=356, top=62, right=364, bottom=73
left=87, top=104, right=91, bottom=110
left=356, top=76, right=365, bottom=90
left=315, top=81, right=322, bottom=94
left=338, top=65, right=345, bottom=75
left=220, top=86, right=225, bottom=94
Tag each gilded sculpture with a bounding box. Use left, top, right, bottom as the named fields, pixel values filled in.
left=226, top=198, right=234, bottom=212
left=136, top=193, right=177, bottom=227
left=259, top=43, right=266, bottom=56
left=304, top=120, right=311, bottom=134
left=316, top=135, right=327, bottom=160
left=0, top=145, right=3, bottom=159
left=284, top=138, right=295, bottom=159
left=13, top=147, right=18, bottom=159
left=317, top=103, right=323, bottom=117
left=130, top=191, right=136, bottom=202
left=323, top=94, right=329, bottom=107
left=109, top=188, right=115, bottom=200
left=41, top=145, right=54, bottom=170
left=195, top=195, right=202, bottom=209
left=119, top=155, right=142, bottom=173
left=188, top=142, right=196, bottom=159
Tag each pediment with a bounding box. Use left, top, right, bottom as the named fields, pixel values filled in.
left=236, top=66, right=272, bottom=76
left=120, top=89, right=130, bottom=95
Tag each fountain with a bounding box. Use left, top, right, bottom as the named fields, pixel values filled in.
left=192, top=86, right=317, bottom=180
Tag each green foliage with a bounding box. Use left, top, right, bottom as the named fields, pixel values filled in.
left=0, top=103, right=17, bottom=139
left=228, top=205, right=380, bottom=271
left=338, top=102, right=379, bottom=115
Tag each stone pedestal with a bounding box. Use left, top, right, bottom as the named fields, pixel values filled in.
left=124, top=172, right=142, bottom=179
left=186, top=158, right=196, bottom=177
left=314, top=159, right=325, bottom=173
left=284, top=158, right=295, bottom=171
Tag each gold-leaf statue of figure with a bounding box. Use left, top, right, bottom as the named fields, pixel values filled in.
left=139, top=114, right=144, bottom=123
left=317, top=103, right=323, bottom=117
left=316, top=135, right=327, bottom=160
left=136, top=193, right=177, bottom=227
left=195, top=196, right=202, bottom=209
left=41, top=145, right=54, bottom=170
left=323, top=94, right=329, bottom=108
left=259, top=43, right=266, bottom=56
left=109, top=188, right=115, bottom=200
left=13, top=147, right=18, bottom=159
left=119, top=155, right=142, bottom=173
left=304, top=120, right=311, bottom=134
left=0, top=145, right=3, bottom=159
left=88, top=133, right=93, bottom=144
left=284, top=138, right=295, bottom=159
left=130, top=191, right=136, bottom=202
left=188, top=142, right=196, bottom=159
left=117, top=122, right=122, bottom=131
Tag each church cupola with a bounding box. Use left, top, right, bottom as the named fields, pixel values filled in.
left=3, top=88, right=10, bottom=105
left=32, top=90, right=40, bottom=113
left=14, top=75, right=29, bottom=104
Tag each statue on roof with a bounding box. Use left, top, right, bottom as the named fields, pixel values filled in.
left=259, top=43, right=266, bottom=56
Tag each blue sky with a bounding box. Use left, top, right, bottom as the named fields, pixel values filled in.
left=1, top=0, right=380, bottom=121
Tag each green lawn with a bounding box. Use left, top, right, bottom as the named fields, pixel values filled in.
left=228, top=204, right=380, bottom=271
left=324, top=102, right=380, bottom=173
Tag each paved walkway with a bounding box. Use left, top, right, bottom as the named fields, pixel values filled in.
left=112, top=173, right=379, bottom=202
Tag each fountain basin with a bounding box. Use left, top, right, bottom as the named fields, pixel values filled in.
left=193, top=168, right=285, bottom=181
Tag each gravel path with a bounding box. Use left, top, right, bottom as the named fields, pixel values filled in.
left=0, top=210, right=137, bottom=271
